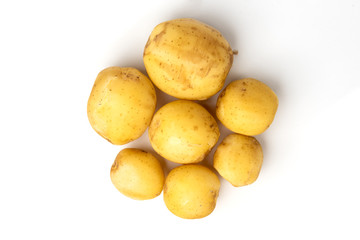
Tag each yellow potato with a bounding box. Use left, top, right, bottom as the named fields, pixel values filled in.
left=216, top=78, right=278, bottom=135
left=164, top=164, right=220, bottom=219
left=214, top=133, right=263, bottom=187
left=143, top=18, right=233, bottom=100
left=87, top=67, right=156, bottom=145
left=148, top=100, right=219, bottom=164
left=110, top=148, right=164, bottom=200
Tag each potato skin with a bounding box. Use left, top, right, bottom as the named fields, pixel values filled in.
left=87, top=67, right=156, bottom=145
left=148, top=100, right=219, bottom=164
left=213, top=134, right=263, bottom=187
left=144, top=18, right=233, bottom=100
left=110, top=148, right=164, bottom=200
left=163, top=165, right=220, bottom=219
left=216, top=78, right=278, bottom=136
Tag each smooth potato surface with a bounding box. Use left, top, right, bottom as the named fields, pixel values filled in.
left=87, top=67, right=156, bottom=145
left=148, top=100, right=219, bottom=164
left=110, top=148, right=164, bottom=200
left=144, top=18, right=233, bottom=100
left=163, top=165, right=220, bottom=219
left=216, top=78, right=278, bottom=136
left=214, top=134, right=263, bottom=187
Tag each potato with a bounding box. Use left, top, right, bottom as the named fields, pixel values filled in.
left=87, top=67, right=156, bottom=145
left=143, top=18, right=233, bottom=100
left=110, top=148, right=164, bottom=200
left=148, top=100, right=219, bottom=164
left=163, top=164, right=220, bottom=219
left=213, top=133, right=263, bottom=187
left=216, top=78, right=278, bottom=136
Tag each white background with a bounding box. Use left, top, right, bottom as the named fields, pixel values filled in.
left=1, top=0, right=359, bottom=239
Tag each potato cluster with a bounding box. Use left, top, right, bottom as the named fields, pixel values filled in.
left=87, top=18, right=278, bottom=219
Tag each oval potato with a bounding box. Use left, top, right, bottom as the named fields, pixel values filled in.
left=110, top=148, right=164, bottom=200
left=216, top=78, right=278, bottom=136
left=144, top=18, right=233, bottom=100
left=87, top=67, right=156, bottom=145
left=163, top=164, right=220, bottom=219
left=149, top=100, right=219, bottom=164
left=214, top=133, right=263, bottom=187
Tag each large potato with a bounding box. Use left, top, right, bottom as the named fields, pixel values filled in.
left=110, top=148, right=164, bottom=200
left=214, top=133, right=263, bottom=187
left=216, top=78, right=278, bottom=136
left=143, top=18, right=233, bottom=100
left=148, top=100, right=219, bottom=164
left=87, top=67, right=156, bottom=145
left=163, top=164, right=220, bottom=219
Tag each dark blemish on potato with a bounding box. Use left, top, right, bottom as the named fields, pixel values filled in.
left=109, top=89, right=112, bottom=91
left=193, top=126, right=198, bottom=131
left=139, top=149, right=147, bottom=153
left=219, top=90, right=226, bottom=99
left=209, top=124, right=214, bottom=128
left=111, top=160, right=118, bottom=170
left=153, top=30, right=166, bottom=44
left=241, top=88, right=246, bottom=91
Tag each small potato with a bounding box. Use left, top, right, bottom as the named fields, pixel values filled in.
left=164, top=164, right=220, bottom=219
left=214, top=133, right=263, bottom=187
left=144, top=18, right=233, bottom=100
left=110, top=148, right=164, bottom=200
left=216, top=78, right=278, bottom=136
left=148, top=100, right=219, bottom=164
left=87, top=67, right=156, bottom=145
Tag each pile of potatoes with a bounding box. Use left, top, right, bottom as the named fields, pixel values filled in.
left=87, top=18, right=278, bottom=219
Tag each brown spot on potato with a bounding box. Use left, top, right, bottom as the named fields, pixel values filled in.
left=218, top=90, right=226, bottom=99
left=193, top=126, right=198, bottom=131
left=111, top=160, right=118, bottom=170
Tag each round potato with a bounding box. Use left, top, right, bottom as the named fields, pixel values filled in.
left=214, top=133, right=263, bottom=187
left=87, top=67, right=156, bottom=145
left=148, top=100, right=219, bottom=164
left=110, top=148, right=164, bottom=200
left=143, top=18, right=233, bottom=100
left=164, top=164, right=220, bottom=219
left=216, top=78, right=278, bottom=136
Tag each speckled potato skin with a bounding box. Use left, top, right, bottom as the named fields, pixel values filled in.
left=143, top=18, right=233, bottom=100
left=110, top=148, right=164, bottom=200
left=148, top=100, right=219, bottom=164
left=164, top=165, right=220, bottom=219
left=216, top=78, right=278, bottom=136
left=87, top=67, right=156, bottom=145
left=214, top=134, right=263, bottom=187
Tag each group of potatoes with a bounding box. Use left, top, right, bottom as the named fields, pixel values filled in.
left=87, top=18, right=278, bottom=219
